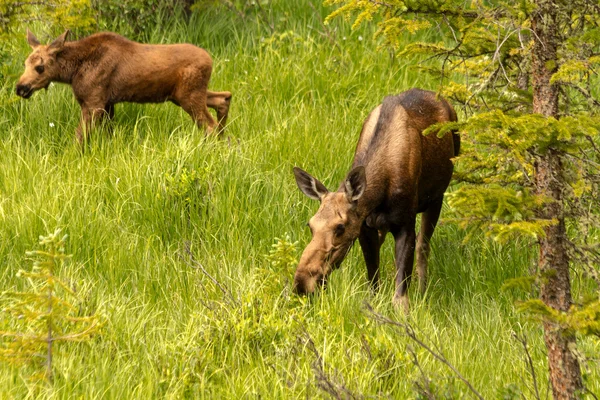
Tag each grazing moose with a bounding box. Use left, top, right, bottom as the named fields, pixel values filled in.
left=16, top=30, right=232, bottom=144
left=292, top=88, right=459, bottom=312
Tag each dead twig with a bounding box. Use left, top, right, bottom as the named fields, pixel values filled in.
left=300, top=331, right=360, bottom=400
left=364, top=302, right=485, bottom=400
left=178, top=241, right=239, bottom=306
left=512, top=332, right=541, bottom=400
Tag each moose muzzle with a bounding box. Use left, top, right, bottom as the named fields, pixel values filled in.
left=16, top=84, right=33, bottom=99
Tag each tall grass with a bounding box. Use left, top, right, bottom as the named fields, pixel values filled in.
left=1, top=2, right=598, bottom=398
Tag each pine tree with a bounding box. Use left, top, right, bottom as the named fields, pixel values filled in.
left=0, top=229, right=102, bottom=382
left=324, top=0, right=600, bottom=398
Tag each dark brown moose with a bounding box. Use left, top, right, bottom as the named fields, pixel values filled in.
left=16, top=30, right=232, bottom=144
left=293, top=88, right=459, bottom=312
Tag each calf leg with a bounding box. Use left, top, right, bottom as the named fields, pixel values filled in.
left=179, top=92, right=217, bottom=134
left=207, top=91, right=232, bottom=134
left=416, top=197, right=444, bottom=294
left=105, top=103, right=115, bottom=120
left=76, top=104, right=107, bottom=145
left=358, top=224, right=387, bottom=291
left=392, top=221, right=417, bottom=313
left=175, top=66, right=217, bottom=134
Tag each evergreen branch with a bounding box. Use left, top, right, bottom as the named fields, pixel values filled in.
left=364, top=303, right=485, bottom=400
left=566, top=83, right=600, bottom=108
left=364, top=0, right=489, bottom=19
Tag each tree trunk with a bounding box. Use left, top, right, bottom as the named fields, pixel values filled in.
left=531, top=1, right=583, bottom=398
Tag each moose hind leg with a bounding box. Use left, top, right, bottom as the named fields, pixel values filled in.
left=179, top=92, right=216, bottom=134
left=416, top=197, right=443, bottom=294
left=176, top=66, right=217, bottom=133
left=392, top=222, right=417, bottom=313
left=207, top=90, right=232, bottom=134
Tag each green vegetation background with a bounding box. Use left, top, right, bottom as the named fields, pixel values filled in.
left=0, top=1, right=598, bottom=398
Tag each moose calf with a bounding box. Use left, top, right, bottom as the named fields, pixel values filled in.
left=293, top=88, right=460, bottom=312
left=16, top=30, right=232, bottom=144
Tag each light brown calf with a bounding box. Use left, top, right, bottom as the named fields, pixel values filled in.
left=293, top=89, right=460, bottom=312
left=16, top=30, right=232, bottom=143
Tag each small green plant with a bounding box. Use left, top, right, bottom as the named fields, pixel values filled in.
left=0, top=229, right=102, bottom=382
left=265, top=233, right=298, bottom=271
left=162, top=168, right=204, bottom=207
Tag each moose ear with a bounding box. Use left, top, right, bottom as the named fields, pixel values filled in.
left=293, top=167, right=329, bottom=201
left=27, top=30, right=40, bottom=49
left=344, top=166, right=366, bottom=203
left=48, top=30, right=70, bottom=55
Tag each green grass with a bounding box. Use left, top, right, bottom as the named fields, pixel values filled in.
left=1, top=2, right=598, bottom=398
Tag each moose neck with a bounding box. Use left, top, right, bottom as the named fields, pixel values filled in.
left=55, top=41, right=87, bottom=84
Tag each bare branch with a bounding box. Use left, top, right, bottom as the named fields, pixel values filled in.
left=178, top=242, right=239, bottom=306
left=217, top=0, right=246, bottom=20
left=364, top=303, right=485, bottom=400
left=300, top=331, right=360, bottom=399
left=512, top=332, right=541, bottom=400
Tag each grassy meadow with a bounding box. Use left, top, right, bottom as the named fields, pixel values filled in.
left=1, top=1, right=599, bottom=398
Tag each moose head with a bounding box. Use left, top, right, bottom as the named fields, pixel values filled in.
left=16, top=30, right=69, bottom=99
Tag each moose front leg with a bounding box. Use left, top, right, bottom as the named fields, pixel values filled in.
left=392, top=223, right=417, bottom=313
left=358, top=224, right=387, bottom=291
left=75, top=105, right=107, bottom=145
left=105, top=103, right=115, bottom=120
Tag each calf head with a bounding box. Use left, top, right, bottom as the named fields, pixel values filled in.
left=16, top=30, right=69, bottom=99
left=292, top=166, right=367, bottom=294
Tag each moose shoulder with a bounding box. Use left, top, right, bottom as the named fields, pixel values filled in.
left=16, top=30, right=232, bottom=144
left=293, top=88, right=459, bottom=312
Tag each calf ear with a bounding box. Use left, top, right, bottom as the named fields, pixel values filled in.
left=48, top=30, right=70, bottom=55
left=293, top=167, right=329, bottom=201
left=344, top=166, right=366, bottom=203
left=27, top=30, right=40, bottom=49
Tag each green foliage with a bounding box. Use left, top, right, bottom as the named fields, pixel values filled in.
left=0, top=0, right=94, bottom=38
left=517, top=299, right=600, bottom=337
left=501, top=276, right=536, bottom=294
left=1, top=0, right=599, bottom=397
left=499, top=383, right=522, bottom=400
left=92, top=0, right=189, bottom=39
left=160, top=166, right=209, bottom=209
left=325, top=2, right=600, bottom=395
left=0, top=229, right=102, bottom=381
left=324, top=0, right=600, bottom=254
left=0, top=0, right=94, bottom=79
left=265, top=233, right=299, bottom=271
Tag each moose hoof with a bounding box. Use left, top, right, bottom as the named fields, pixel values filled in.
left=392, top=294, right=410, bottom=314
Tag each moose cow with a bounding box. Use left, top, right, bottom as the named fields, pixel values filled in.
left=16, top=30, right=232, bottom=143
left=293, top=88, right=459, bottom=311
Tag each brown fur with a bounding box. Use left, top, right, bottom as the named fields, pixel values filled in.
left=293, top=88, right=459, bottom=311
left=16, top=30, right=232, bottom=143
